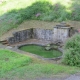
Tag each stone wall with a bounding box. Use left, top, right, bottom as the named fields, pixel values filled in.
left=8, top=29, right=32, bottom=44
left=33, top=28, right=54, bottom=41
left=7, top=28, right=53, bottom=44
left=53, top=27, right=69, bottom=42
left=7, top=27, right=74, bottom=44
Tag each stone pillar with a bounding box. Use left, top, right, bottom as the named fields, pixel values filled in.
left=53, top=22, right=74, bottom=43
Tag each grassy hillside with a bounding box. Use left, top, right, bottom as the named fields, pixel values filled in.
left=0, top=0, right=80, bottom=36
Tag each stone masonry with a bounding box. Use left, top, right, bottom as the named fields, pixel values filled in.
left=7, top=23, right=74, bottom=44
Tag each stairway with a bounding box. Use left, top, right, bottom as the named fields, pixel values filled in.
left=0, top=40, right=10, bottom=46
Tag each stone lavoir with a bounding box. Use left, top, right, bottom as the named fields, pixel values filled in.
left=5, top=22, right=74, bottom=45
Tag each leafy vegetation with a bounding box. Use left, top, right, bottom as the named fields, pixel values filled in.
left=0, top=0, right=80, bottom=36
left=0, top=49, right=79, bottom=79
left=19, top=45, right=62, bottom=58
left=62, top=34, right=80, bottom=67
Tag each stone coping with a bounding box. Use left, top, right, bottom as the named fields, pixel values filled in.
left=16, top=43, right=63, bottom=61
left=0, top=39, right=64, bottom=61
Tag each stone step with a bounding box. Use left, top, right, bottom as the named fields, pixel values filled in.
left=0, top=40, right=7, bottom=42
left=0, top=40, right=10, bottom=46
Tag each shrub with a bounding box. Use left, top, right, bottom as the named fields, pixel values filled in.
left=62, top=34, right=80, bottom=67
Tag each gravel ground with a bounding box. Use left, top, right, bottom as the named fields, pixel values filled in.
left=36, top=73, right=80, bottom=80
left=65, top=74, right=80, bottom=80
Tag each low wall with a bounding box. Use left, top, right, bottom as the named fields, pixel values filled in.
left=8, top=28, right=53, bottom=44
left=8, top=29, right=33, bottom=44
left=33, top=28, right=54, bottom=41
left=7, top=27, right=74, bottom=44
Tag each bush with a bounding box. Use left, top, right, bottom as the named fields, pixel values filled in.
left=62, top=34, right=80, bottom=67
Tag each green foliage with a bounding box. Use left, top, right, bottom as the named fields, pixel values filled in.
left=70, top=0, right=80, bottom=21
left=62, top=34, right=80, bottom=67
left=0, top=0, right=80, bottom=36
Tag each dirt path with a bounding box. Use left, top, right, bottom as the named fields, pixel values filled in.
left=65, top=75, right=80, bottom=80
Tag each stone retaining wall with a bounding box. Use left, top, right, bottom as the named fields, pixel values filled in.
left=33, top=28, right=54, bottom=41
left=8, top=29, right=33, bottom=44
left=7, top=24, right=74, bottom=44
left=8, top=28, right=53, bottom=44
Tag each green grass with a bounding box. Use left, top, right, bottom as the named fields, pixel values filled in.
left=0, top=49, right=80, bottom=80
left=2, top=63, right=79, bottom=80
left=0, top=0, right=80, bottom=36
left=19, top=45, right=62, bottom=58
left=0, top=49, right=32, bottom=77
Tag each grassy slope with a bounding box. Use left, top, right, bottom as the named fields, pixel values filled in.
left=0, top=0, right=80, bottom=37
left=0, top=49, right=32, bottom=76
left=0, top=0, right=36, bottom=36
left=0, top=49, right=80, bottom=80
